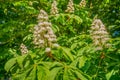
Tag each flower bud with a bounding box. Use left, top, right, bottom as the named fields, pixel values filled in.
left=45, top=47, right=51, bottom=53
left=53, top=43, right=59, bottom=48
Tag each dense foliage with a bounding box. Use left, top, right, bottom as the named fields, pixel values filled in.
left=0, top=0, right=120, bottom=80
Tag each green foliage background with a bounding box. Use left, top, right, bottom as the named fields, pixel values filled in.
left=0, top=0, right=120, bottom=80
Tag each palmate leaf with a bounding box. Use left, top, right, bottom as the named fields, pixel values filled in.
left=71, top=67, right=92, bottom=80
left=48, top=61, right=91, bottom=80
left=62, top=65, right=91, bottom=80
left=13, top=62, right=50, bottom=80
left=4, top=58, right=16, bottom=72
left=12, top=67, right=33, bottom=80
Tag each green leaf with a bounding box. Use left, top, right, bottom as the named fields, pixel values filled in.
left=106, top=70, right=114, bottom=80
left=63, top=66, right=78, bottom=80
left=71, top=67, right=91, bottom=80
left=24, top=60, right=31, bottom=68
left=74, top=70, right=88, bottom=80
left=70, top=58, right=79, bottom=67
left=4, top=58, right=16, bottom=72
left=16, top=55, right=27, bottom=68
left=26, top=65, right=37, bottom=80
left=61, top=47, right=74, bottom=61
left=106, top=0, right=109, bottom=3
left=52, top=24, right=60, bottom=33
left=82, top=61, right=91, bottom=73
left=79, top=56, right=87, bottom=68
left=73, top=15, right=83, bottom=24
left=48, top=66, right=63, bottom=80
left=63, top=66, right=69, bottom=80
left=71, top=43, right=78, bottom=50
left=37, top=65, right=49, bottom=80
left=9, top=48, right=19, bottom=57
left=48, top=62, right=63, bottom=80
left=13, top=67, right=33, bottom=80
left=23, top=34, right=33, bottom=41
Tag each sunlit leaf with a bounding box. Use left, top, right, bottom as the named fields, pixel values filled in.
left=4, top=58, right=16, bottom=72
left=106, top=70, right=114, bottom=80
left=63, top=66, right=69, bottom=80
left=48, top=66, right=63, bottom=80
left=37, top=64, right=49, bottom=80
left=26, top=65, right=37, bottom=80
left=79, top=56, right=87, bottom=68
left=13, top=67, right=33, bottom=80
left=71, top=67, right=91, bottom=80
left=16, top=55, right=28, bottom=68
left=61, top=47, right=74, bottom=61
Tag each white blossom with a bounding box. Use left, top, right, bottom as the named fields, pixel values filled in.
left=51, top=0, right=59, bottom=15
left=65, top=0, right=74, bottom=13
left=20, top=43, right=28, bottom=55
left=91, top=19, right=110, bottom=50
left=79, top=0, right=86, bottom=8
left=53, top=43, right=59, bottom=48
left=45, top=47, right=51, bottom=53
left=33, top=9, right=58, bottom=48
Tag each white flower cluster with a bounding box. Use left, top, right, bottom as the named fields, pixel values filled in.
left=91, top=19, right=110, bottom=50
left=20, top=43, right=28, bottom=55
left=33, top=10, right=57, bottom=48
left=65, top=0, right=74, bottom=13
left=79, top=0, right=86, bottom=8
left=50, top=0, right=58, bottom=15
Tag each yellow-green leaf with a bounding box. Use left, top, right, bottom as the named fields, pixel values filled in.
left=4, top=58, right=16, bottom=72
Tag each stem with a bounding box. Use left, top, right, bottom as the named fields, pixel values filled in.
left=94, top=52, right=104, bottom=79
left=46, top=51, right=60, bottom=62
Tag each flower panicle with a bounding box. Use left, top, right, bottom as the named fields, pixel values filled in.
left=20, top=43, right=28, bottom=55
left=50, top=0, right=59, bottom=15
left=65, top=0, right=74, bottom=13
left=91, top=19, right=110, bottom=50
left=33, top=10, right=58, bottom=50
left=79, top=0, right=86, bottom=8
